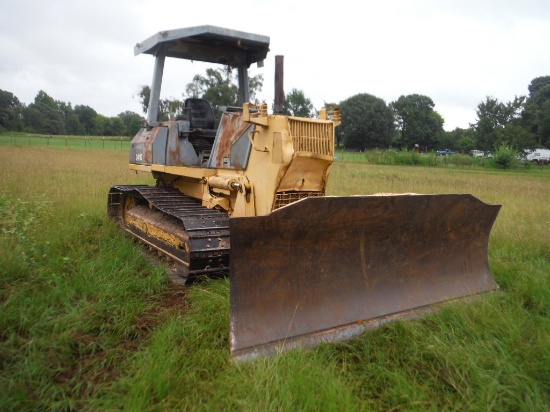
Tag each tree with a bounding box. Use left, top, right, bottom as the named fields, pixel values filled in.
left=92, top=114, right=108, bottom=136
left=57, top=101, right=84, bottom=135
left=185, top=66, right=263, bottom=116
left=136, top=86, right=184, bottom=121
left=456, top=136, right=476, bottom=153
left=104, top=117, right=127, bottom=136
left=473, top=96, right=531, bottom=151
left=137, top=85, right=151, bottom=115
left=282, top=88, right=314, bottom=117
left=391, top=94, right=444, bottom=150
left=138, top=67, right=263, bottom=121
left=74, top=105, right=98, bottom=135
left=24, top=90, right=65, bottom=134
left=523, top=76, right=550, bottom=147
left=118, top=111, right=143, bottom=137
left=185, top=67, right=238, bottom=116
left=337, top=93, right=394, bottom=149
left=474, top=97, right=502, bottom=151
left=322, top=101, right=339, bottom=114
left=322, top=101, right=341, bottom=144
left=440, top=127, right=474, bottom=152
left=23, top=106, right=44, bottom=133
left=64, top=113, right=83, bottom=135
left=283, top=89, right=314, bottom=117
left=527, top=76, right=550, bottom=107
left=248, top=74, right=264, bottom=104
left=537, top=99, right=550, bottom=147
left=494, top=123, right=536, bottom=150
left=159, top=97, right=184, bottom=121
left=34, top=90, right=57, bottom=110
left=0, top=89, right=23, bottom=131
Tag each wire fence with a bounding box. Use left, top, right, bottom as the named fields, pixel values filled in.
left=1, top=135, right=542, bottom=171
left=0, top=134, right=131, bottom=150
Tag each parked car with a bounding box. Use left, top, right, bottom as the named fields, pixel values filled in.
left=436, top=149, right=456, bottom=156
left=470, top=150, right=485, bottom=158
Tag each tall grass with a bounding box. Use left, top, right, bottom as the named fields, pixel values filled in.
left=337, top=148, right=540, bottom=171
left=1, top=146, right=549, bottom=410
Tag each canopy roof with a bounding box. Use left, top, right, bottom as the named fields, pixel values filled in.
left=134, top=25, right=270, bottom=67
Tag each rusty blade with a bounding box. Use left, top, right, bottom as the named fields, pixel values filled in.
left=229, top=194, right=501, bottom=360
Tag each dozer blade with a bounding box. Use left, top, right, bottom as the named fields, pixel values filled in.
left=229, top=194, right=501, bottom=360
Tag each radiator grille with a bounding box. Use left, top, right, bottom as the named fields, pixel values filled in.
left=288, top=119, right=334, bottom=156
left=273, top=191, right=324, bottom=210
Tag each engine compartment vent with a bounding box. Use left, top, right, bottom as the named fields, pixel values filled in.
left=288, top=119, right=334, bottom=157
left=272, top=191, right=324, bottom=210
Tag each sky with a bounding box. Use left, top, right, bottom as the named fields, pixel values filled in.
left=1, top=0, right=549, bottom=131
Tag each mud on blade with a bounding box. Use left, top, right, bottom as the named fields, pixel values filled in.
left=229, top=194, right=500, bottom=360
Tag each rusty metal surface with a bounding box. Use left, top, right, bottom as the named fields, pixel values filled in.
left=108, top=185, right=230, bottom=278
left=273, top=55, right=284, bottom=114
left=229, top=194, right=501, bottom=359
left=130, top=128, right=155, bottom=164
left=211, top=112, right=252, bottom=168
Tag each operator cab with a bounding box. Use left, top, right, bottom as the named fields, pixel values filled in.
left=135, top=25, right=269, bottom=126
left=130, top=25, right=269, bottom=170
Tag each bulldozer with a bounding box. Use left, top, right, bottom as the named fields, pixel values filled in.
left=108, top=25, right=501, bottom=361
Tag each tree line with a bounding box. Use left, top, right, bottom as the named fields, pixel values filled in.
left=0, top=90, right=142, bottom=137
left=134, top=67, right=314, bottom=122
left=336, top=75, right=550, bottom=152
left=2, top=69, right=549, bottom=153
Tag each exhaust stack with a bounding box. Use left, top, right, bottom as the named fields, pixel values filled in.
left=273, top=55, right=284, bottom=114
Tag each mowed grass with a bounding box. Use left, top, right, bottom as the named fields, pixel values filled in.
left=0, top=133, right=131, bottom=151
left=1, top=146, right=549, bottom=411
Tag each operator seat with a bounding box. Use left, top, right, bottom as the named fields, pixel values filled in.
left=184, top=98, right=217, bottom=140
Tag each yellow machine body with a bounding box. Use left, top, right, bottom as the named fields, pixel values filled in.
left=108, top=25, right=501, bottom=360
left=128, top=104, right=338, bottom=218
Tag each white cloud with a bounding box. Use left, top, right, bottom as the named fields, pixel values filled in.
left=1, top=0, right=549, bottom=130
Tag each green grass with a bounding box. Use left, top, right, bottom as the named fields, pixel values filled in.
left=0, top=132, right=131, bottom=151
left=1, top=146, right=549, bottom=410
left=336, top=147, right=543, bottom=171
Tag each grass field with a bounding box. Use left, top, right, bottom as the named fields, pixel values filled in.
left=0, top=133, right=131, bottom=151
left=1, top=145, right=549, bottom=411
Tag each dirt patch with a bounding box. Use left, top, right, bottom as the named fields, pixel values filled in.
left=52, top=283, right=188, bottom=401
left=133, top=283, right=187, bottom=328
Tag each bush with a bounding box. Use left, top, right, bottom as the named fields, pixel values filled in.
left=360, top=148, right=437, bottom=166
left=491, top=143, right=518, bottom=169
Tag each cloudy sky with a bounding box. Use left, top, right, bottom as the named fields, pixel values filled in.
left=1, top=0, right=549, bottom=130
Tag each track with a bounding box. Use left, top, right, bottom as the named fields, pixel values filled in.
left=108, top=185, right=230, bottom=281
